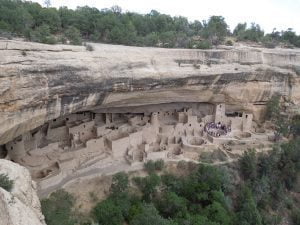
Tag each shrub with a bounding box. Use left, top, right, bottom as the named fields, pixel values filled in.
left=154, top=159, right=165, bottom=171
left=0, top=173, right=14, bottom=192
left=144, top=160, right=164, bottom=173
left=225, top=40, right=233, bottom=46
left=197, top=40, right=212, bottom=49
left=41, top=190, right=76, bottom=225
left=265, top=94, right=281, bottom=120
left=64, top=26, right=82, bottom=45
left=93, top=198, right=123, bottom=225
left=156, top=191, right=188, bottom=218
left=237, top=186, right=262, bottom=225
left=291, top=207, right=300, bottom=225
left=144, top=160, right=156, bottom=173
left=85, top=43, right=94, bottom=51
left=130, top=204, right=173, bottom=225
left=110, top=172, right=129, bottom=195
left=263, top=41, right=277, bottom=48
left=239, top=149, right=257, bottom=181
left=133, top=173, right=161, bottom=201
left=30, top=24, right=57, bottom=44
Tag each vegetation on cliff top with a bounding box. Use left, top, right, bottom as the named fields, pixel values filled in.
left=1, top=0, right=300, bottom=48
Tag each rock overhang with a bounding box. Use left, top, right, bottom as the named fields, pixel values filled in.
left=0, top=40, right=300, bottom=145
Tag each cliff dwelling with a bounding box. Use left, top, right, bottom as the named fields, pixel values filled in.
left=1, top=39, right=299, bottom=199
left=0, top=102, right=275, bottom=192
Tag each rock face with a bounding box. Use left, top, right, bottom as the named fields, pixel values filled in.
left=0, top=159, right=46, bottom=225
left=0, top=40, right=300, bottom=145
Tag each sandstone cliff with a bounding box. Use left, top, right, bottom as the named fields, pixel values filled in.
left=0, top=40, right=300, bottom=145
left=0, top=159, right=46, bottom=225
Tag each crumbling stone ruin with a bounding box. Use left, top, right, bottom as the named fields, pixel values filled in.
left=0, top=102, right=275, bottom=191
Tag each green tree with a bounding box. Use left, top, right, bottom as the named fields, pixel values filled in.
left=204, top=201, right=233, bottom=225
left=41, top=190, right=76, bottom=225
left=133, top=173, right=161, bottom=201
left=64, top=26, right=82, bottom=45
left=93, top=198, right=124, bottom=225
left=265, top=95, right=281, bottom=120
left=156, top=191, right=187, bottom=218
left=233, top=23, right=247, bottom=36
left=38, top=7, right=61, bottom=33
left=237, top=186, right=262, bottom=225
left=239, top=149, right=257, bottom=181
left=130, top=204, right=173, bottom=225
left=30, top=24, right=56, bottom=44
left=202, top=16, right=228, bottom=45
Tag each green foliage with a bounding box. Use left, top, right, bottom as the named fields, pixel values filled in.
left=233, top=22, right=264, bottom=42
left=225, top=40, right=233, bottom=46
left=291, top=207, right=300, bottom=225
left=144, top=159, right=165, bottom=173
left=110, top=172, right=129, bottom=195
left=93, top=198, right=124, bottom=225
left=41, top=190, right=76, bottom=225
left=237, top=186, right=262, bottom=225
left=201, top=16, right=228, bottom=45
left=0, top=173, right=13, bottom=192
left=291, top=116, right=300, bottom=137
left=1, top=0, right=299, bottom=48
left=196, top=40, right=212, bottom=49
left=64, top=26, right=82, bottom=45
left=240, top=149, right=257, bottom=181
left=130, top=204, right=173, bottom=225
left=30, top=24, right=57, bottom=44
left=266, top=95, right=281, bottom=120
left=133, top=173, right=161, bottom=201
left=156, top=191, right=188, bottom=218
left=154, top=159, right=165, bottom=170
left=204, top=201, right=233, bottom=225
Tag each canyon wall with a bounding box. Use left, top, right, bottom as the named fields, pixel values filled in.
left=0, top=159, right=46, bottom=225
left=0, top=40, right=299, bottom=145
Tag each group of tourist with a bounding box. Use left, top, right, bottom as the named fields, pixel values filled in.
left=204, top=122, right=231, bottom=137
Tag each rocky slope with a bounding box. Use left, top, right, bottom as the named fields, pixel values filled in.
left=0, top=159, right=46, bottom=225
left=0, top=40, right=300, bottom=145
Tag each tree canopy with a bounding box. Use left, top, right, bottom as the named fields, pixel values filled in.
left=1, top=0, right=299, bottom=48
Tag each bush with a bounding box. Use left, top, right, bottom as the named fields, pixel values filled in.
left=144, top=160, right=165, bottom=173
left=154, top=159, right=165, bottom=171
left=291, top=207, right=300, bottom=225
left=0, top=173, right=14, bottom=192
left=265, top=94, right=281, bottom=120
left=225, top=40, right=233, bottom=46
left=239, top=149, right=257, bottom=181
left=64, top=26, right=82, bottom=45
left=237, top=186, right=262, bottom=225
left=93, top=198, right=124, bottom=225
left=85, top=43, right=94, bottom=51
left=41, top=190, right=76, bottom=225
left=30, top=24, right=57, bottom=44
left=197, top=40, right=212, bottom=49
left=133, top=173, right=161, bottom=201
left=130, top=204, right=173, bottom=225
left=110, top=172, right=129, bottom=195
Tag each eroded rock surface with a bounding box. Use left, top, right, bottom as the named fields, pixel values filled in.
left=0, top=40, right=300, bottom=145
left=0, top=159, right=46, bottom=225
